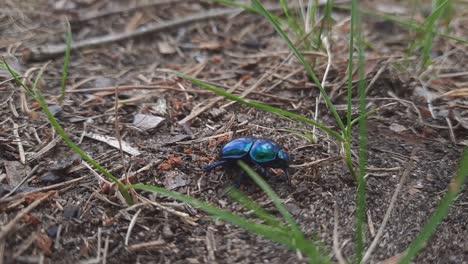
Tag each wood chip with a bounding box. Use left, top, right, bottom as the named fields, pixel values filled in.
left=133, top=114, right=165, bottom=130
left=4, top=161, right=30, bottom=186
left=158, top=41, right=176, bottom=55
left=85, top=132, right=141, bottom=156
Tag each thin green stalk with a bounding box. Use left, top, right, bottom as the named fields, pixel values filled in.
left=3, top=60, right=133, bottom=206
left=399, top=150, right=468, bottom=263
left=350, top=0, right=368, bottom=262
left=59, top=19, right=72, bottom=104
left=251, top=0, right=346, bottom=133
left=131, top=184, right=309, bottom=252
left=1, top=59, right=33, bottom=96
left=167, top=70, right=345, bottom=142
left=279, top=0, right=304, bottom=38
left=346, top=2, right=355, bottom=141
left=421, top=0, right=449, bottom=67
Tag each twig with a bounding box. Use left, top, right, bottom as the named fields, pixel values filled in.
left=26, top=5, right=288, bottom=62
left=125, top=209, right=142, bottom=246
left=138, top=195, right=197, bottom=226
left=12, top=232, right=36, bottom=259
left=0, top=238, right=4, bottom=264
left=205, top=227, right=216, bottom=262
left=127, top=240, right=169, bottom=251
left=97, top=228, right=102, bottom=263
left=2, top=165, right=39, bottom=199
left=312, top=36, right=332, bottom=140
left=333, top=202, right=347, bottom=264
left=102, top=235, right=109, bottom=264
left=12, top=121, right=25, bottom=164
left=361, top=149, right=418, bottom=263
left=27, top=136, right=62, bottom=162
left=0, top=176, right=87, bottom=203
left=82, top=162, right=112, bottom=186
left=76, top=0, right=185, bottom=22
left=0, top=191, right=55, bottom=240
left=290, top=156, right=341, bottom=168
left=224, top=50, right=326, bottom=59
left=178, top=79, right=242, bottom=124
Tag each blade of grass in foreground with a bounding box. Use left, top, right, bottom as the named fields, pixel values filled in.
left=227, top=187, right=283, bottom=228
left=165, top=70, right=344, bottom=142
left=399, top=150, right=468, bottom=263
left=238, top=161, right=331, bottom=263
left=131, top=184, right=315, bottom=254
left=349, top=0, right=368, bottom=262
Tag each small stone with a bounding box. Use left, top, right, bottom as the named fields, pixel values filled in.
left=47, top=225, right=59, bottom=238
left=63, top=205, right=80, bottom=219
left=162, top=225, right=174, bottom=238
left=133, top=114, right=165, bottom=130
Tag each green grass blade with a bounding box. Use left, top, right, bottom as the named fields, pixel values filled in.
left=352, top=0, right=368, bottom=261
left=315, top=0, right=334, bottom=51
left=279, top=0, right=304, bottom=38
left=1, top=59, right=33, bottom=96
left=251, top=0, right=346, bottom=133
left=168, top=70, right=345, bottom=142
left=421, top=0, right=449, bottom=67
left=227, top=187, right=283, bottom=228
left=209, top=0, right=259, bottom=13
left=399, top=150, right=468, bottom=263
left=346, top=1, right=355, bottom=140
left=131, top=184, right=307, bottom=249
left=3, top=61, right=133, bottom=205
left=237, top=161, right=331, bottom=263
left=59, top=19, right=72, bottom=104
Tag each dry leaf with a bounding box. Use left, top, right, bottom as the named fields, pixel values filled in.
left=35, top=233, right=53, bottom=256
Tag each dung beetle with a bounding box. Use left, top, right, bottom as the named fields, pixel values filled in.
left=204, top=137, right=290, bottom=186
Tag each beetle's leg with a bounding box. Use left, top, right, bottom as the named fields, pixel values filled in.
left=284, top=168, right=292, bottom=187
left=233, top=169, right=249, bottom=189
left=258, top=166, right=268, bottom=177
left=204, top=160, right=227, bottom=172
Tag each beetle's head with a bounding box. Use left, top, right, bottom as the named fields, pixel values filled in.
left=276, top=150, right=290, bottom=168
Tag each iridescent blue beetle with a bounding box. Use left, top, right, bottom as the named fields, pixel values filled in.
left=204, top=137, right=290, bottom=185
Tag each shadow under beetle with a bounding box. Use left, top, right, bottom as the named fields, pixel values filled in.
left=204, top=137, right=291, bottom=186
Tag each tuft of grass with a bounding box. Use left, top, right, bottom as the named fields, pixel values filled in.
left=420, top=0, right=450, bottom=67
